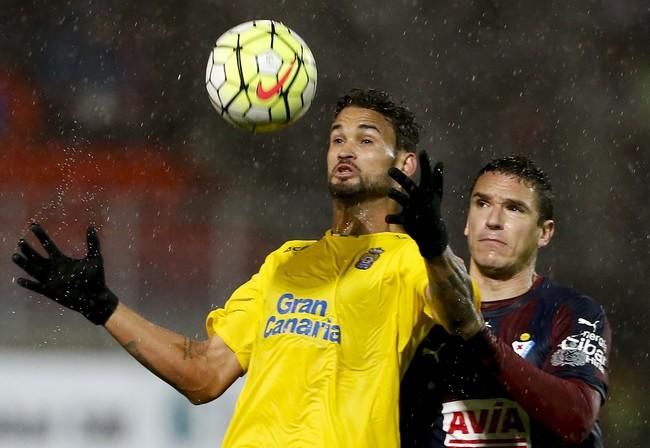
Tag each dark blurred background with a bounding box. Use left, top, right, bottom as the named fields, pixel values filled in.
left=1, top=0, right=648, bottom=446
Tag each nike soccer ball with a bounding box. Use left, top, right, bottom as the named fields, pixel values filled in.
left=205, top=19, right=317, bottom=133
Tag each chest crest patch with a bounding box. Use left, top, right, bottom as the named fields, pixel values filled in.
left=512, top=332, right=536, bottom=359
left=355, top=247, right=384, bottom=270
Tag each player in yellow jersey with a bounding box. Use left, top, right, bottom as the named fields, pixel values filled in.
left=12, top=88, right=484, bottom=447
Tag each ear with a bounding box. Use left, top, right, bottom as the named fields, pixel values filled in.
left=463, top=218, right=469, bottom=237
left=396, top=151, right=417, bottom=176
left=537, top=219, right=555, bottom=248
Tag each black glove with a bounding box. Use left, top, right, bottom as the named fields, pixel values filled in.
left=386, top=151, right=448, bottom=259
left=12, top=223, right=118, bottom=325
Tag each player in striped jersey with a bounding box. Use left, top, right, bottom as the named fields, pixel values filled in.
left=401, top=156, right=610, bottom=448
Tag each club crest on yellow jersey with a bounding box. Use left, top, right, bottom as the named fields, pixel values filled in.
left=355, top=248, right=384, bottom=270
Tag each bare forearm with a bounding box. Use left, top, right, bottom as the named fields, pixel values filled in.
left=103, top=302, right=217, bottom=401
left=425, top=247, right=483, bottom=339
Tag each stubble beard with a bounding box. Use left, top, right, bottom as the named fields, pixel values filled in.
left=328, top=175, right=392, bottom=203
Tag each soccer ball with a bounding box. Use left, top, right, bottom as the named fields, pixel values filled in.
left=205, top=19, right=317, bottom=133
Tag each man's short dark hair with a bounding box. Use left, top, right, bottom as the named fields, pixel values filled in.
left=334, top=88, right=420, bottom=153
left=472, top=155, right=554, bottom=223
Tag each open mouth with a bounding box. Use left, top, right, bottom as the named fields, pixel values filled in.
left=333, top=163, right=357, bottom=177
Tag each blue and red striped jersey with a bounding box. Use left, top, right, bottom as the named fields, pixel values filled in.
left=400, top=276, right=610, bottom=448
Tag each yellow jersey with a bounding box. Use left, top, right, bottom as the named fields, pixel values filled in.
left=206, top=231, right=449, bottom=447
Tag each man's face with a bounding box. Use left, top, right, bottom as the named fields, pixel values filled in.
left=464, top=172, right=554, bottom=278
left=327, top=106, right=399, bottom=200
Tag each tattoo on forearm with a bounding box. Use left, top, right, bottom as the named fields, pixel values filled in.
left=429, top=257, right=473, bottom=307
left=427, top=253, right=482, bottom=338
left=123, top=340, right=154, bottom=370
left=434, top=271, right=470, bottom=300
left=183, top=337, right=194, bottom=360
left=124, top=340, right=140, bottom=357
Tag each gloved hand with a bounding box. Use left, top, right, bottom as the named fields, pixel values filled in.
left=12, top=223, right=118, bottom=325
left=386, top=151, right=448, bottom=259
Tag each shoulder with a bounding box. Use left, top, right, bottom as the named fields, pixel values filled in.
left=384, top=233, right=421, bottom=258
left=252, top=238, right=318, bottom=275
left=539, top=278, right=608, bottom=320
left=382, top=234, right=427, bottom=276
left=540, top=278, right=601, bottom=306
left=266, top=239, right=318, bottom=260
left=274, top=239, right=317, bottom=254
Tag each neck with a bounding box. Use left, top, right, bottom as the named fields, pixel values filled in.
left=331, top=196, right=402, bottom=236
left=469, top=261, right=538, bottom=302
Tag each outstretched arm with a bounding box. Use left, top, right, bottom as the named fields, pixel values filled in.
left=105, top=303, right=242, bottom=404
left=387, top=152, right=483, bottom=339
left=12, top=223, right=242, bottom=404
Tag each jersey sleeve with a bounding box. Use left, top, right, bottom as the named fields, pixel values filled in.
left=545, top=295, right=611, bottom=400
left=395, top=245, right=436, bottom=374
left=205, top=248, right=282, bottom=371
